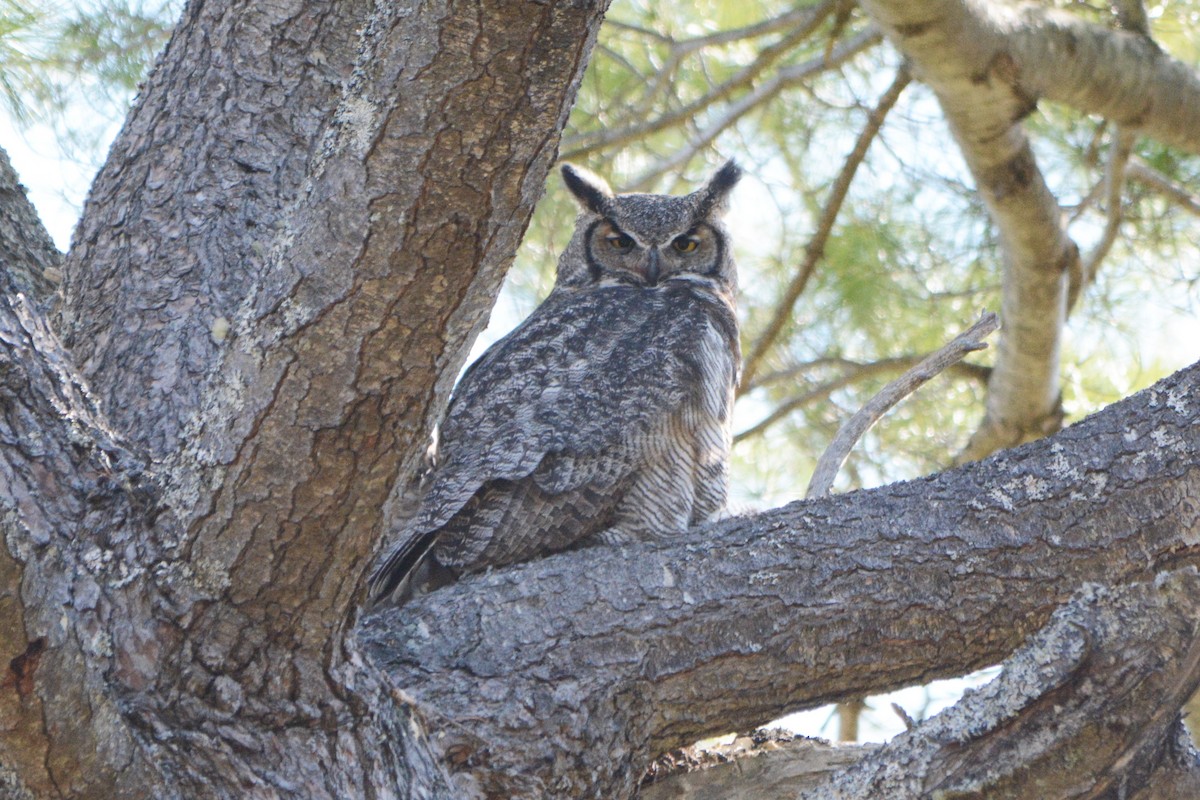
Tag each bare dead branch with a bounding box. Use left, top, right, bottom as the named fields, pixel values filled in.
left=805, top=311, right=998, bottom=497
left=739, top=65, right=911, bottom=390
left=602, top=18, right=675, bottom=44
left=1127, top=157, right=1200, bottom=217
left=1072, top=126, right=1135, bottom=312
left=735, top=356, right=989, bottom=444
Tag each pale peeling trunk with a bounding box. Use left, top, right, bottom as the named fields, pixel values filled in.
left=857, top=0, right=1200, bottom=460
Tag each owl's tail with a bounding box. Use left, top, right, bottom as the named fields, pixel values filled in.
left=366, top=527, right=450, bottom=607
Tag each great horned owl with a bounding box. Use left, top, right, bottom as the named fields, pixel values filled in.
left=368, top=161, right=742, bottom=605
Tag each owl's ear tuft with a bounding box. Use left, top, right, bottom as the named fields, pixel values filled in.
left=561, top=163, right=613, bottom=215
left=695, top=159, right=743, bottom=218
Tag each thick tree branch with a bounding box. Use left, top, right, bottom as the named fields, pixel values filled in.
left=0, top=268, right=159, bottom=797
left=21, top=0, right=610, bottom=795
left=52, top=0, right=609, bottom=708
left=805, top=571, right=1200, bottom=798
left=1006, top=6, right=1200, bottom=154
left=365, top=358, right=1200, bottom=798
left=644, top=571, right=1200, bottom=798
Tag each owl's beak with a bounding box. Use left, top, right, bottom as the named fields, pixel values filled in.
left=644, top=249, right=661, bottom=286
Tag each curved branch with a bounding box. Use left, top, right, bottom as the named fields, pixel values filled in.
left=862, top=0, right=1200, bottom=461
left=641, top=736, right=879, bottom=799
left=644, top=573, right=1200, bottom=799
left=805, top=571, right=1200, bottom=798
left=364, top=358, right=1200, bottom=798
left=734, top=356, right=990, bottom=444
left=859, top=0, right=1083, bottom=461
left=1007, top=6, right=1200, bottom=154
left=806, top=311, right=997, bottom=496
left=561, top=3, right=839, bottom=161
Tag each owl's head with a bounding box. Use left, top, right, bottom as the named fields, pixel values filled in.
left=555, top=161, right=742, bottom=294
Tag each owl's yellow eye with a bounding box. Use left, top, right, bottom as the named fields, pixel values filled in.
left=672, top=235, right=700, bottom=253
left=606, top=233, right=635, bottom=252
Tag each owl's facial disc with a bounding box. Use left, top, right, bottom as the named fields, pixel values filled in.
left=587, top=218, right=724, bottom=287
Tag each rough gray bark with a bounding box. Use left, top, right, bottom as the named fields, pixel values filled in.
left=2, top=0, right=610, bottom=796
left=5, top=1, right=1200, bottom=798
left=642, top=573, right=1200, bottom=799
left=0, top=148, right=60, bottom=307
left=0, top=268, right=160, bottom=798
left=642, top=737, right=880, bottom=799
left=807, top=571, right=1200, bottom=798
left=365, top=358, right=1200, bottom=797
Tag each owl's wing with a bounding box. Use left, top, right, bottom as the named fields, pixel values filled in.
left=425, top=285, right=731, bottom=525
left=367, top=284, right=737, bottom=603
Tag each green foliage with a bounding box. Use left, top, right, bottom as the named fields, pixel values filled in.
left=502, top=0, right=1200, bottom=507
left=0, top=0, right=177, bottom=160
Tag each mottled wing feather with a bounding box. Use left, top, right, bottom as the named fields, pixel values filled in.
left=415, top=284, right=714, bottom=533
left=432, top=469, right=637, bottom=570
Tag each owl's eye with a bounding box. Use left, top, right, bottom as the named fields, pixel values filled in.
left=606, top=232, right=635, bottom=252
left=672, top=234, right=700, bottom=254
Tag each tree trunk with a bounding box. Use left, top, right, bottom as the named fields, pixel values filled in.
left=0, top=148, right=60, bottom=307
left=2, top=0, right=609, bottom=796
left=857, top=0, right=1200, bottom=460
